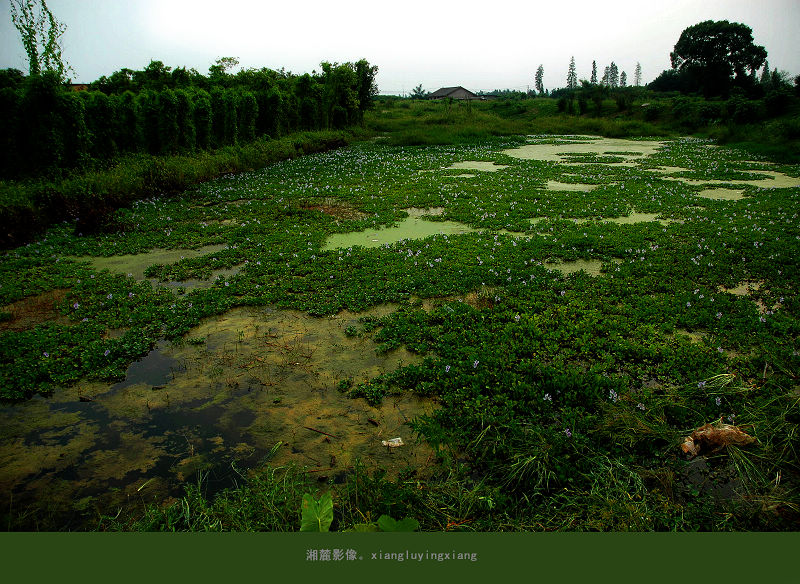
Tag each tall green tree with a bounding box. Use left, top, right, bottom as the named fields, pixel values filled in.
left=634, top=62, right=642, bottom=86
left=608, top=62, right=619, bottom=88
left=566, top=56, right=577, bottom=89
left=669, top=20, right=767, bottom=96
left=760, top=60, right=771, bottom=86
left=590, top=61, right=597, bottom=84
left=535, top=65, right=544, bottom=95
left=410, top=84, right=427, bottom=99
left=354, top=59, right=378, bottom=123
left=9, top=0, right=71, bottom=79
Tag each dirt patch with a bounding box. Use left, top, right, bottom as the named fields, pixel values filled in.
left=444, top=161, right=509, bottom=172
left=719, top=280, right=763, bottom=296
left=546, top=181, right=598, bottom=192
left=301, top=199, right=368, bottom=221
left=0, top=289, right=73, bottom=332
left=405, top=207, right=445, bottom=217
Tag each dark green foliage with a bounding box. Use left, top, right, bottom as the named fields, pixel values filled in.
left=111, top=91, right=138, bottom=153
left=614, top=89, right=634, bottom=112
left=237, top=91, right=257, bottom=144
left=0, top=59, right=375, bottom=183
left=209, top=87, right=226, bottom=147
left=256, top=88, right=284, bottom=137
left=193, top=89, right=212, bottom=150
left=137, top=89, right=160, bottom=154
left=157, top=89, right=180, bottom=154
left=222, top=89, right=239, bottom=145
left=0, top=86, right=21, bottom=176
left=669, top=20, right=767, bottom=97
left=83, top=91, right=117, bottom=160
left=18, top=72, right=64, bottom=172
left=174, top=89, right=195, bottom=152
left=57, top=91, right=90, bottom=170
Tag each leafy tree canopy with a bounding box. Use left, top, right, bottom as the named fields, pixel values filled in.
left=670, top=20, right=767, bottom=95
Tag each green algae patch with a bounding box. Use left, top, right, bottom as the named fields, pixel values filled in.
left=444, top=161, right=509, bottom=172
left=574, top=212, right=672, bottom=226
left=544, top=258, right=621, bottom=277
left=323, top=214, right=477, bottom=250
left=503, top=136, right=665, bottom=163
left=697, top=188, right=746, bottom=201
left=545, top=181, right=599, bottom=192
left=75, top=244, right=228, bottom=281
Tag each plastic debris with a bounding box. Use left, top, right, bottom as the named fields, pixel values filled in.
left=381, top=437, right=404, bottom=448
left=681, top=418, right=755, bottom=458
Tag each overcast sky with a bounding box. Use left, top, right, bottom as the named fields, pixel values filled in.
left=1, top=0, right=798, bottom=94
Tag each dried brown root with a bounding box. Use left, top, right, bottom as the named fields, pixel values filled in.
left=681, top=417, right=756, bottom=458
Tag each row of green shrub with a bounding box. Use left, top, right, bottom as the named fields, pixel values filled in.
left=0, top=129, right=360, bottom=247
left=0, top=60, right=378, bottom=179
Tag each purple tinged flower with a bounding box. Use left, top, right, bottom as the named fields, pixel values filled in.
left=43, top=352, right=49, bottom=358
left=716, top=312, right=722, bottom=319
left=73, top=302, right=80, bottom=309
left=104, top=349, right=110, bottom=357
left=609, top=389, right=619, bottom=402
left=445, top=365, right=451, bottom=373
left=107, top=293, right=113, bottom=299
left=686, top=301, right=691, bottom=308
left=715, top=397, right=722, bottom=407
left=473, top=359, right=479, bottom=369
left=637, top=403, right=645, bottom=411
left=564, top=428, right=572, bottom=438
left=128, top=292, right=134, bottom=298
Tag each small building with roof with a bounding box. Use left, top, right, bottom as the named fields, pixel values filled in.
left=427, top=86, right=480, bottom=100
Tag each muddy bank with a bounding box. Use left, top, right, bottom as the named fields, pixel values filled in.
left=0, top=305, right=434, bottom=530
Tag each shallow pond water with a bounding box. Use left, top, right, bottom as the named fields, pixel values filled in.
left=444, top=161, right=508, bottom=172
left=574, top=212, right=672, bottom=226
left=77, top=244, right=227, bottom=280
left=72, top=244, right=243, bottom=290
left=323, top=213, right=478, bottom=250
left=0, top=305, right=434, bottom=529
left=502, top=136, right=665, bottom=163
left=544, top=258, right=621, bottom=277
left=546, top=181, right=598, bottom=192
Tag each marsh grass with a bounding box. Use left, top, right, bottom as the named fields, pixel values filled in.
left=369, top=98, right=667, bottom=146
left=0, top=130, right=359, bottom=247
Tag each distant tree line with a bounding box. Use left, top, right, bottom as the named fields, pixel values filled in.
left=0, top=58, right=378, bottom=178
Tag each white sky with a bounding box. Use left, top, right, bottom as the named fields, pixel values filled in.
left=1, top=0, right=798, bottom=94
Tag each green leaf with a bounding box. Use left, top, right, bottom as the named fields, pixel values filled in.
left=377, top=514, right=419, bottom=532
left=350, top=523, right=379, bottom=532
left=300, top=493, right=333, bottom=532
